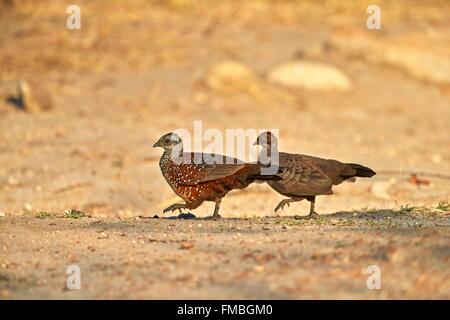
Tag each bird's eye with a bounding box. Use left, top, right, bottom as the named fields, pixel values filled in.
left=164, top=138, right=171, bottom=144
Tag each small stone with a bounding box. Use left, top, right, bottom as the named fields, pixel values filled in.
left=67, top=253, right=78, bottom=263
left=179, top=242, right=195, bottom=250
left=97, top=232, right=108, bottom=239
left=253, top=265, right=265, bottom=272
left=24, top=203, right=33, bottom=211
left=18, top=79, right=53, bottom=113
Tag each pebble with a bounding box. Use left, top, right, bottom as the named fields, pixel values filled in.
left=18, top=79, right=53, bottom=113
left=67, top=253, right=78, bottom=263
left=179, top=242, right=195, bottom=250
left=253, top=265, right=265, bottom=272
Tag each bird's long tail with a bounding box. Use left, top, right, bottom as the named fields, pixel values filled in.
left=345, top=163, right=376, bottom=178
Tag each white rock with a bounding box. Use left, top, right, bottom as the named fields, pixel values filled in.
left=268, top=60, right=352, bottom=91
left=325, top=37, right=375, bottom=60
left=325, top=35, right=450, bottom=86
left=383, top=47, right=450, bottom=85
left=206, top=60, right=257, bottom=93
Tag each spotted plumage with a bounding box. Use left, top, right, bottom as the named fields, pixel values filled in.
left=154, top=132, right=280, bottom=218
left=254, top=131, right=376, bottom=218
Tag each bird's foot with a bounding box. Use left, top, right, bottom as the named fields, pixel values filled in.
left=274, top=199, right=292, bottom=213
left=294, top=212, right=319, bottom=220
left=205, top=214, right=222, bottom=220
left=163, top=203, right=186, bottom=214
left=308, top=211, right=319, bottom=219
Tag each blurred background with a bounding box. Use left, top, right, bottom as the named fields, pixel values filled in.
left=0, top=0, right=449, bottom=217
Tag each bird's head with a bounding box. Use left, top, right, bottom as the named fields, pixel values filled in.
left=253, top=131, right=278, bottom=149
left=153, top=132, right=183, bottom=151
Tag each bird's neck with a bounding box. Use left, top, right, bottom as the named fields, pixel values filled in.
left=258, top=145, right=279, bottom=166
left=162, top=145, right=184, bottom=163
left=259, top=144, right=278, bottom=155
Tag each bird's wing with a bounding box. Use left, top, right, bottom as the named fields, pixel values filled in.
left=274, top=153, right=334, bottom=196
left=177, top=153, right=247, bottom=185
left=290, top=154, right=356, bottom=184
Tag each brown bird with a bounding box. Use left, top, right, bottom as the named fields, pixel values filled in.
left=153, top=132, right=280, bottom=219
left=254, top=132, right=376, bottom=218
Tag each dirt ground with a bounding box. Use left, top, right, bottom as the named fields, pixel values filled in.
left=0, top=0, right=449, bottom=299
left=1, top=211, right=449, bottom=299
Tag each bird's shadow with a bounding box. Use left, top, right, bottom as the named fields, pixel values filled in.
left=39, top=207, right=441, bottom=239
left=139, top=209, right=411, bottom=221
left=326, top=209, right=399, bottom=219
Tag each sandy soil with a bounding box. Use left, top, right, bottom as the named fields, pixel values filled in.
left=1, top=211, right=449, bottom=299
left=0, top=0, right=449, bottom=299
